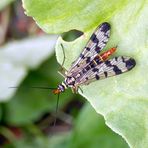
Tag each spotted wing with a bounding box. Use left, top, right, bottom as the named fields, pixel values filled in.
left=67, top=22, right=111, bottom=76
left=75, top=56, right=136, bottom=86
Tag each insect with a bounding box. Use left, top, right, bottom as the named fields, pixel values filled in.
left=52, top=22, right=136, bottom=95
left=9, top=22, right=136, bottom=126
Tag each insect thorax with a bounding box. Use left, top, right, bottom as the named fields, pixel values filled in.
left=57, top=77, right=74, bottom=92
left=64, top=76, right=76, bottom=87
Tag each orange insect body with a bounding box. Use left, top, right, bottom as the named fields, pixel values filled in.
left=100, top=47, right=117, bottom=61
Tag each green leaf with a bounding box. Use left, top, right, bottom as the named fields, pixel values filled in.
left=69, top=103, right=128, bottom=148
left=22, top=0, right=148, bottom=147
left=0, top=0, right=15, bottom=10
left=48, top=103, right=128, bottom=148
left=56, top=2, right=148, bottom=148
left=22, top=0, right=129, bottom=34
left=48, top=132, right=72, bottom=148
left=4, top=125, right=50, bottom=148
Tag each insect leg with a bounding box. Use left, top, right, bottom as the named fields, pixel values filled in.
left=58, top=44, right=68, bottom=76
left=60, top=44, right=66, bottom=68
left=71, top=86, right=78, bottom=94
left=58, top=70, right=66, bottom=78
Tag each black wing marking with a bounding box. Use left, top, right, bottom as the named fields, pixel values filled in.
left=75, top=56, right=136, bottom=86
left=67, top=22, right=111, bottom=76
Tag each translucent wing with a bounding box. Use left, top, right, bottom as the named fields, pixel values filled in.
left=75, top=56, right=136, bottom=86
left=67, top=22, right=111, bottom=76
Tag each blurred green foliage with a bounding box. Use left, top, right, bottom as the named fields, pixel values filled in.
left=2, top=54, right=76, bottom=125
left=3, top=103, right=128, bottom=148
left=23, top=0, right=129, bottom=33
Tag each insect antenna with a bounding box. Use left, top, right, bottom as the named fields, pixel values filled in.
left=60, top=44, right=66, bottom=68
left=58, top=44, right=67, bottom=76
left=9, top=86, right=56, bottom=90
left=53, top=93, right=60, bottom=127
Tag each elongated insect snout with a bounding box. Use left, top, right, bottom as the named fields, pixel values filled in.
left=52, top=89, right=61, bottom=94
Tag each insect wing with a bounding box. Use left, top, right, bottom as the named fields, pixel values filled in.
left=67, top=22, right=111, bottom=76
left=75, top=56, right=136, bottom=85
